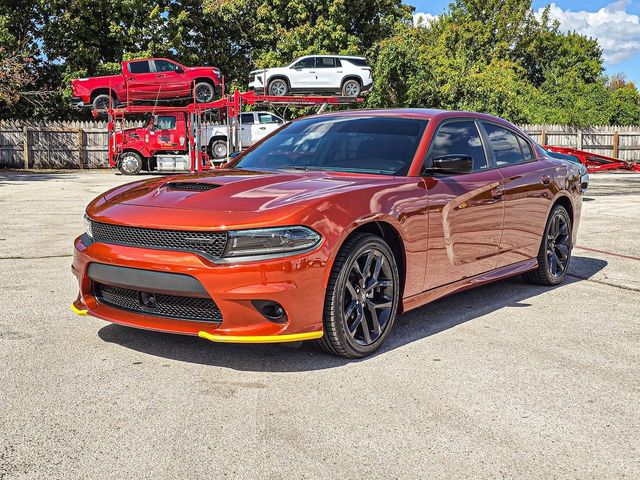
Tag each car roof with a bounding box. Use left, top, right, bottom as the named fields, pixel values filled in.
left=297, top=55, right=367, bottom=60
left=309, top=108, right=520, bottom=129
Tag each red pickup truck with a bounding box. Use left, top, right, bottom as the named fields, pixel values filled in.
left=70, top=58, right=222, bottom=110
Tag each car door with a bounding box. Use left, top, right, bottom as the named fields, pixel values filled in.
left=480, top=122, right=555, bottom=267
left=152, top=59, right=190, bottom=98
left=151, top=114, right=186, bottom=151
left=287, top=57, right=315, bottom=89
left=423, top=119, right=505, bottom=291
left=238, top=113, right=255, bottom=147
left=314, top=57, right=340, bottom=89
left=251, top=112, right=284, bottom=144
left=124, top=60, right=156, bottom=101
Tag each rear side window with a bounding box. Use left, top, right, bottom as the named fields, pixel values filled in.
left=240, top=113, right=254, bottom=125
left=344, top=58, right=369, bottom=68
left=316, top=57, right=336, bottom=68
left=517, top=136, right=534, bottom=161
left=483, top=123, right=524, bottom=167
left=128, top=61, right=150, bottom=74
left=427, top=120, right=487, bottom=171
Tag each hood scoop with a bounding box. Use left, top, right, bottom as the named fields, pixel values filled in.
left=166, top=182, right=221, bottom=192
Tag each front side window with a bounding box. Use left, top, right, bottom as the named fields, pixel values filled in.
left=232, top=116, right=428, bottom=176
left=154, top=60, right=181, bottom=73
left=155, top=116, right=176, bottom=130
left=483, top=123, right=524, bottom=167
left=292, top=58, right=315, bottom=69
left=426, top=120, right=487, bottom=171
left=316, top=57, right=336, bottom=68
left=128, top=61, right=150, bottom=74
left=258, top=113, right=282, bottom=124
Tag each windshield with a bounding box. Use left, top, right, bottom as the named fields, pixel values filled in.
left=231, top=116, right=428, bottom=175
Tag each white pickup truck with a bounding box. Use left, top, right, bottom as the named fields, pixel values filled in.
left=204, top=111, right=285, bottom=160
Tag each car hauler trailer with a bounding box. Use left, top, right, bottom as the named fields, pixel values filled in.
left=101, top=87, right=364, bottom=175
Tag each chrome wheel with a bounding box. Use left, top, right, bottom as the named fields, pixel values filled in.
left=119, top=153, right=141, bottom=175
left=343, top=248, right=395, bottom=346
left=212, top=140, right=227, bottom=159
left=269, top=80, right=287, bottom=96
left=93, top=94, right=111, bottom=111
left=546, top=210, right=571, bottom=278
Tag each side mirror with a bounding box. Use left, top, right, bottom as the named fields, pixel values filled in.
left=176, top=66, right=184, bottom=74
left=427, top=154, right=473, bottom=174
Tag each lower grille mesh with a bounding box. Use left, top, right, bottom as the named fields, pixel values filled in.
left=94, top=283, right=222, bottom=323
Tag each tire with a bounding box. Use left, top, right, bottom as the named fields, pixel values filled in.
left=268, top=79, right=288, bottom=96
left=342, top=79, right=361, bottom=97
left=194, top=82, right=214, bottom=103
left=208, top=137, right=228, bottom=160
left=523, top=204, right=572, bottom=285
left=316, top=233, right=400, bottom=358
left=92, top=93, right=115, bottom=111
left=118, top=151, right=143, bottom=175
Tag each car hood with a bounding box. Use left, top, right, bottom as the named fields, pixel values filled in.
left=101, top=168, right=396, bottom=213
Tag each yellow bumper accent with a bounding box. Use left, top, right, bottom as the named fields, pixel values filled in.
left=198, top=330, right=323, bottom=344
left=71, top=304, right=89, bottom=316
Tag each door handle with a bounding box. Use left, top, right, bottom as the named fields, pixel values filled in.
left=541, top=175, right=551, bottom=185
left=129, top=77, right=136, bottom=81
left=491, top=187, right=504, bottom=199
left=156, top=74, right=166, bottom=78
left=309, top=71, right=316, bottom=73
left=259, top=126, right=266, bottom=130
left=337, top=70, right=343, bottom=73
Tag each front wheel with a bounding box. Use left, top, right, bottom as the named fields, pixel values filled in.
left=523, top=204, right=572, bottom=285
left=118, top=152, right=142, bottom=175
left=194, top=82, right=214, bottom=103
left=342, top=79, right=361, bottom=97
left=316, top=233, right=400, bottom=358
left=268, top=79, right=288, bottom=96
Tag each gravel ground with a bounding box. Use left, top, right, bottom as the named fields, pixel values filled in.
left=0, top=170, right=638, bottom=479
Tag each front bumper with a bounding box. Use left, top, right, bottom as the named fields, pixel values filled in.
left=71, top=235, right=327, bottom=341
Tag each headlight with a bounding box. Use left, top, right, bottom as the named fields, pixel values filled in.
left=83, top=214, right=93, bottom=239
left=223, top=226, right=321, bottom=258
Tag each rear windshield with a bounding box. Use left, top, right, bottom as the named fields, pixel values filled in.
left=344, top=58, right=370, bottom=67
left=231, top=116, right=427, bottom=176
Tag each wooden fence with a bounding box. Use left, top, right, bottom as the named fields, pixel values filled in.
left=1, top=120, right=640, bottom=169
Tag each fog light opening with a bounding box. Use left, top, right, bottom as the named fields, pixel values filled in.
left=252, top=300, right=288, bottom=324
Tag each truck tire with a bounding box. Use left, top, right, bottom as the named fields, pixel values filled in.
left=92, top=93, right=115, bottom=111
left=118, top=152, right=142, bottom=175
left=208, top=137, right=228, bottom=160
left=194, top=82, right=214, bottom=103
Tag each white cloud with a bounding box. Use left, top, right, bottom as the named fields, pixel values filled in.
left=413, top=12, right=436, bottom=27
left=537, top=1, right=640, bottom=65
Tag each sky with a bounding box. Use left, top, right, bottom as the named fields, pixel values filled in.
left=409, top=0, right=640, bottom=85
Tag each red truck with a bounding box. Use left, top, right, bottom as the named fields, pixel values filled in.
left=71, top=58, right=222, bottom=110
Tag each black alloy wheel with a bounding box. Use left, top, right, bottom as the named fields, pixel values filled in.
left=317, top=233, right=399, bottom=358
left=524, top=205, right=572, bottom=285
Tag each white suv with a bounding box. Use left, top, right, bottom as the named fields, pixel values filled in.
left=249, top=55, right=373, bottom=97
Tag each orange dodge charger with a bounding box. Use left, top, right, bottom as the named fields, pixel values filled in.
left=72, top=109, right=585, bottom=358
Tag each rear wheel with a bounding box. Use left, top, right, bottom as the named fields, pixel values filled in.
left=316, top=233, right=400, bottom=358
left=268, top=79, right=288, bottom=96
left=92, top=93, right=115, bottom=111
left=118, top=151, right=142, bottom=175
left=194, top=82, right=214, bottom=103
left=208, top=137, right=228, bottom=160
left=523, top=205, right=572, bottom=285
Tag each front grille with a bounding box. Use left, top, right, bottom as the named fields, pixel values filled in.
left=166, top=182, right=220, bottom=191
left=91, top=221, right=227, bottom=259
left=94, top=282, right=222, bottom=323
